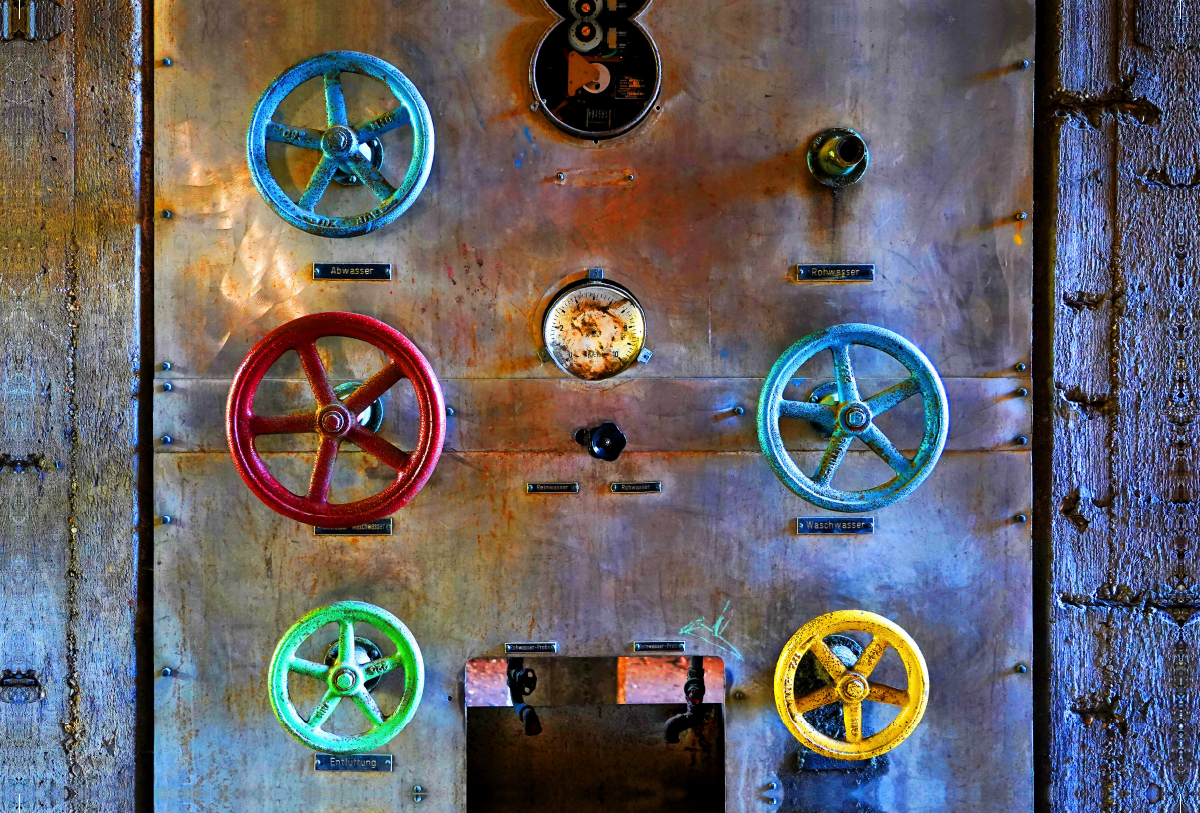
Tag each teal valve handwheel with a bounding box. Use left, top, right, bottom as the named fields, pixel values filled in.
left=268, top=601, right=424, bottom=754
left=757, top=324, right=949, bottom=512
left=247, top=51, right=435, bottom=238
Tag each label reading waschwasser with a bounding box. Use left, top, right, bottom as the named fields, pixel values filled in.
left=314, top=519, right=393, bottom=536
left=794, top=264, right=874, bottom=282
left=611, top=482, right=662, bottom=494
left=796, top=517, right=874, bottom=535
left=505, top=642, right=558, bottom=654
left=634, top=641, right=685, bottom=652
left=313, top=262, right=393, bottom=281
left=526, top=482, right=579, bottom=494
left=314, top=753, right=393, bottom=772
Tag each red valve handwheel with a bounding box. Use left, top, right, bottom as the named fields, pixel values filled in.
left=226, top=312, right=445, bottom=527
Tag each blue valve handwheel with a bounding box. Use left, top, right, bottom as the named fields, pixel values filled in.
left=247, top=51, right=435, bottom=238
left=757, top=324, right=949, bottom=512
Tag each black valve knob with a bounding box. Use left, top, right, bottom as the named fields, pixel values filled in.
left=574, top=422, right=627, bottom=461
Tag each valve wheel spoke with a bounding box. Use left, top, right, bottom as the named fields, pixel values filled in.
left=843, top=701, right=863, bottom=743
left=356, top=106, right=411, bottom=141
left=324, top=71, right=349, bottom=127
left=866, top=682, right=909, bottom=707
left=336, top=619, right=356, bottom=667
left=854, top=636, right=890, bottom=678
left=860, top=425, right=915, bottom=476
left=250, top=411, right=316, bottom=436
left=779, top=399, right=837, bottom=427
left=793, top=684, right=839, bottom=714
left=340, top=151, right=397, bottom=201
left=288, top=656, right=330, bottom=681
left=352, top=688, right=386, bottom=726
left=265, top=121, right=324, bottom=151
left=342, top=363, right=404, bottom=416
left=814, top=431, right=853, bottom=487
left=812, top=640, right=848, bottom=681
left=298, top=155, right=339, bottom=211
left=361, top=653, right=405, bottom=681
left=307, top=437, right=339, bottom=504
left=865, top=376, right=920, bottom=416
left=308, top=690, right=340, bottom=729
left=347, top=425, right=411, bottom=473
left=831, top=343, right=861, bottom=402
left=296, top=342, right=337, bottom=406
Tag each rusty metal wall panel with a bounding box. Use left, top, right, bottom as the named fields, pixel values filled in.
left=153, top=0, right=1033, bottom=809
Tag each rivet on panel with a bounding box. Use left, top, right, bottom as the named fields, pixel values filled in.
left=1014, top=663, right=1028, bottom=674
left=162, top=210, right=173, bottom=219
left=161, top=434, right=174, bottom=445
left=733, top=406, right=745, bottom=415
left=446, top=406, right=455, bottom=417
left=1015, top=514, right=1028, bottom=523
left=1015, top=211, right=1028, bottom=221
left=1018, top=59, right=1031, bottom=69
left=1015, top=435, right=1028, bottom=446
left=1014, top=362, right=1027, bottom=372
left=161, top=361, right=173, bottom=371
left=1016, top=387, right=1029, bottom=397
left=161, top=667, right=174, bottom=677
left=556, top=172, right=566, bottom=181
left=160, top=515, right=173, bottom=525
left=627, top=174, right=635, bottom=181
left=162, top=382, right=174, bottom=392
left=162, top=57, right=173, bottom=67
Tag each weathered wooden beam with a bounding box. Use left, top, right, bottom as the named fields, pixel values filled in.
left=0, top=0, right=142, bottom=810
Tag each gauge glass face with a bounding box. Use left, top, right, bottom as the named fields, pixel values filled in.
left=542, top=281, right=646, bottom=380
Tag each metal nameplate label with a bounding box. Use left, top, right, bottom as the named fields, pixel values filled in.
left=314, top=754, right=393, bottom=772
left=526, top=483, right=579, bottom=494
left=634, top=641, right=686, bottom=652
left=314, top=519, right=393, bottom=536
left=794, top=264, right=875, bottom=282
left=796, top=517, right=874, bottom=535
left=505, top=642, right=558, bottom=654
left=313, top=262, right=393, bottom=281
left=611, top=481, right=662, bottom=494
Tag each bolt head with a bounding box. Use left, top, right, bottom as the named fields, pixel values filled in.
left=1015, top=362, right=1027, bottom=372
left=1015, top=663, right=1028, bottom=673
left=413, top=786, right=423, bottom=794
left=1015, top=211, right=1028, bottom=221
left=627, top=174, right=635, bottom=181
left=161, top=515, right=173, bottom=525
left=1017, top=387, right=1029, bottom=397
left=446, top=406, right=455, bottom=416
left=161, top=435, right=173, bottom=444
left=734, top=406, right=745, bottom=415
left=841, top=403, right=870, bottom=431
left=1016, top=513, right=1028, bottom=523
left=556, top=172, right=566, bottom=181
left=1019, top=59, right=1030, bottom=69
left=161, top=667, right=173, bottom=677
left=321, top=125, right=358, bottom=158
left=162, top=382, right=174, bottom=392
left=161, top=210, right=172, bottom=219
left=161, top=361, right=172, bottom=371
left=162, top=57, right=173, bottom=66
left=1016, top=435, right=1029, bottom=445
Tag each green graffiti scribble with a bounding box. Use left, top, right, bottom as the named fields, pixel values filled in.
left=680, top=600, right=743, bottom=661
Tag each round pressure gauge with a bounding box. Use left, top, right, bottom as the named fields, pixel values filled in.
left=542, top=279, right=646, bottom=380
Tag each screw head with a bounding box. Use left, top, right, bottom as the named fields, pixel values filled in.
left=162, top=382, right=174, bottom=392
left=1015, top=362, right=1027, bottom=372
left=413, top=786, right=423, bottom=794
left=161, top=210, right=173, bottom=219
left=162, top=57, right=173, bottom=66
left=1016, top=513, right=1028, bottom=523
left=446, top=406, right=455, bottom=417
left=161, top=667, right=174, bottom=677
left=161, top=515, right=172, bottom=525
left=1015, top=663, right=1028, bottom=674
left=1016, top=435, right=1029, bottom=446
left=733, top=406, right=745, bottom=415
left=1019, top=59, right=1030, bottom=69
left=767, top=782, right=777, bottom=790
left=627, top=174, right=635, bottom=181
left=1016, top=387, right=1029, bottom=397
left=556, top=172, right=566, bottom=181
left=1015, top=211, right=1028, bottom=221
left=413, top=796, right=424, bottom=803
left=161, top=434, right=173, bottom=444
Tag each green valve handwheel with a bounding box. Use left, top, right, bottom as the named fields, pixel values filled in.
left=268, top=601, right=424, bottom=754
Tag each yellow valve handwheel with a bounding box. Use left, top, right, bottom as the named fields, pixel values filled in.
left=774, top=610, right=929, bottom=760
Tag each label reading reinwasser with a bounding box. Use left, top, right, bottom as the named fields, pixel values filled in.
left=634, top=641, right=686, bottom=653
left=314, top=519, right=393, bottom=536
left=313, top=262, right=393, bottom=281
left=796, top=517, right=874, bottom=535
left=505, top=642, right=558, bottom=654
left=611, top=482, right=662, bottom=494
left=526, top=482, right=579, bottom=494
left=314, top=753, right=393, bottom=772
left=794, top=264, right=875, bottom=282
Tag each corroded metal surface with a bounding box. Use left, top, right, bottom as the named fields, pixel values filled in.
left=154, top=0, right=1033, bottom=809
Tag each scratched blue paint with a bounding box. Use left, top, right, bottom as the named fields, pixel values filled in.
left=246, top=51, right=436, bottom=239
left=523, top=126, right=538, bottom=153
